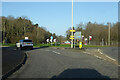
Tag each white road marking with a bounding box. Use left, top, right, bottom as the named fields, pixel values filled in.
left=52, top=51, right=60, bottom=54
left=98, top=49, right=103, bottom=54
left=83, top=51, right=91, bottom=55
left=105, top=55, right=116, bottom=61
left=98, top=49, right=117, bottom=61
left=94, top=55, right=102, bottom=59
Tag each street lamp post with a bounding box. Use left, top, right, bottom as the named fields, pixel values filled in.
left=71, top=0, right=74, bottom=48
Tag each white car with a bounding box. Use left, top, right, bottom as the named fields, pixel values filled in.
left=16, top=39, right=33, bottom=50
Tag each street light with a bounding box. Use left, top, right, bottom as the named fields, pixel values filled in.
left=71, top=0, right=74, bottom=48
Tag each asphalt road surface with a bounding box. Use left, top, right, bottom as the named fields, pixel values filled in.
left=99, top=47, right=118, bottom=61
left=2, top=47, right=24, bottom=75
left=0, top=47, right=2, bottom=79
left=8, top=47, right=118, bottom=79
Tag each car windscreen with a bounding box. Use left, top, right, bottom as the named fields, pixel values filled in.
left=23, top=40, right=32, bottom=42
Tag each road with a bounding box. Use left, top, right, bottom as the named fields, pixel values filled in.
left=0, top=47, right=2, bottom=79
left=2, top=47, right=24, bottom=76
left=99, top=47, right=118, bottom=61
left=7, top=47, right=118, bottom=79
left=87, top=47, right=118, bottom=61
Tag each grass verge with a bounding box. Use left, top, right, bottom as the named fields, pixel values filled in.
left=1, top=43, right=112, bottom=48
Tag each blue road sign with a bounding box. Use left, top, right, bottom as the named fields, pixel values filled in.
left=74, top=32, right=81, bottom=40
left=77, top=36, right=81, bottom=38
left=50, top=36, right=53, bottom=40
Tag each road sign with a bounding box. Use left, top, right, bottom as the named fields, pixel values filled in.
left=50, top=39, right=52, bottom=42
left=70, top=37, right=74, bottom=39
left=50, top=36, right=53, bottom=40
left=85, top=38, right=87, bottom=41
left=82, top=35, right=84, bottom=38
left=46, top=39, right=49, bottom=42
left=53, top=39, right=56, bottom=42
left=70, top=36, right=74, bottom=38
left=70, top=30, right=75, bottom=32
left=25, top=37, right=28, bottom=39
left=89, top=36, right=92, bottom=40
left=74, top=32, right=81, bottom=40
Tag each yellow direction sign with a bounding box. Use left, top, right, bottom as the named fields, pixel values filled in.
left=70, top=30, right=75, bottom=32
left=70, top=37, right=74, bottom=39
left=70, top=36, right=74, bottom=38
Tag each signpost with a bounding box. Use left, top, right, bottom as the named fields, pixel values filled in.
left=89, top=35, right=92, bottom=45
left=85, top=38, right=88, bottom=45
left=50, top=36, right=53, bottom=46
left=82, top=35, right=84, bottom=41
left=25, top=37, right=28, bottom=39
left=69, top=0, right=74, bottom=48
left=54, top=39, right=57, bottom=46
left=74, top=31, right=82, bottom=48
left=46, top=39, right=49, bottom=45
left=74, top=32, right=81, bottom=40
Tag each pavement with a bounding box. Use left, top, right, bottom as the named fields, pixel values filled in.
left=7, top=47, right=118, bottom=79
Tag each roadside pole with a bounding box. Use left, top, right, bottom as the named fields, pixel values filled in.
left=102, top=38, right=104, bottom=46
left=46, top=39, right=49, bottom=45
left=89, top=36, right=92, bottom=45
left=74, top=34, right=75, bottom=48
left=71, top=0, right=74, bottom=48
left=50, top=36, right=53, bottom=46
left=108, top=23, right=110, bottom=46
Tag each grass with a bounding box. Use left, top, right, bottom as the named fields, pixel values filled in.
left=33, top=44, right=50, bottom=47
left=34, top=43, right=71, bottom=47
left=1, top=43, right=115, bottom=48
left=52, top=44, right=71, bottom=47
left=82, top=45, right=108, bottom=48
left=2, top=43, right=16, bottom=47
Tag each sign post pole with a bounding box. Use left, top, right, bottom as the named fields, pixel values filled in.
left=74, top=33, right=75, bottom=48
left=50, top=36, right=53, bottom=46
left=71, top=0, right=74, bottom=48
left=89, top=36, right=92, bottom=45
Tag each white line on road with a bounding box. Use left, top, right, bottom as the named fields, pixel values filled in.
left=98, top=49, right=103, bottom=54
left=105, top=55, right=116, bottom=61
left=83, top=51, right=90, bottom=54
left=52, top=51, right=60, bottom=54
left=94, top=55, right=102, bottom=59
left=98, top=49, right=117, bottom=61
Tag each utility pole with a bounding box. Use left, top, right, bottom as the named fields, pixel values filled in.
left=108, top=23, right=110, bottom=46
left=3, top=22, right=5, bottom=44
left=71, top=0, right=74, bottom=48
left=102, top=38, right=104, bottom=46
left=37, top=26, right=38, bottom=42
